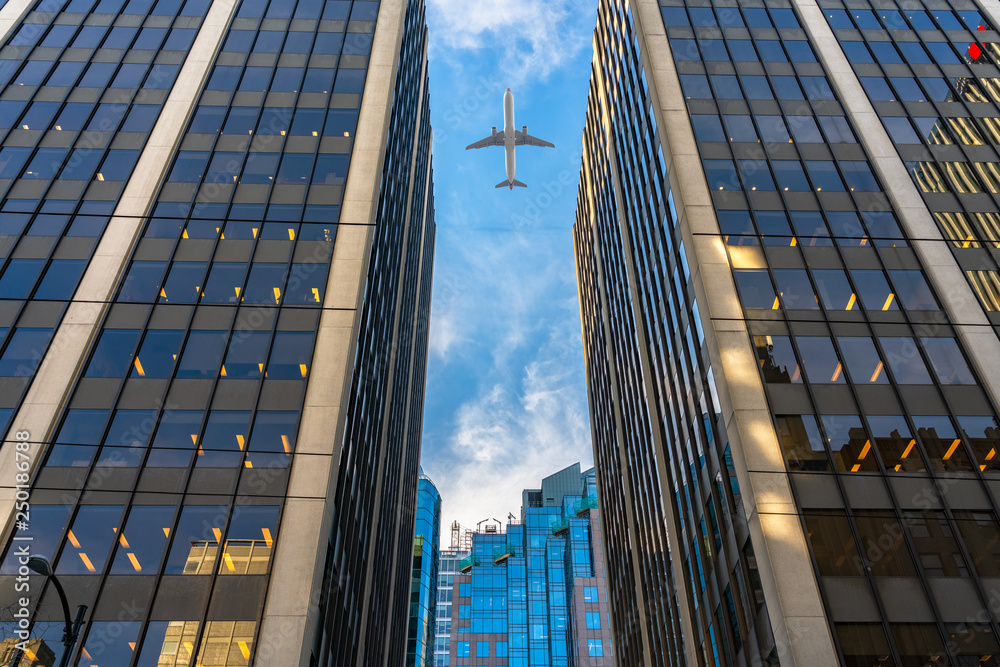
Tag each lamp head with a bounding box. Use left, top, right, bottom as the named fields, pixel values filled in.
left=27, top=555, right=52, bottom=576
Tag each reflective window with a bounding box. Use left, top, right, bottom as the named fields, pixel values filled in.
left=796, top=336, right=844, bottom=383
left=880, top=337, right=933, bottom=384
left=839, top=337, right=886, bottom=384
left=821, top=415, right=874, bottom=472
left=109, top=506, right=175, bottom=573
left=219, top=505, right=278, bottom=574
left=56, top=505, right=125, bottom=574
left=132, top=330, right=184, bottom=377
left=164, top=506, right=223, bottom=574
left=805, top=512, right=864, bottom=575
left=776, top=414, right=829, bottom=471
left=920, top=337, right=975, bottom=384
left=86, top=329, right=141, bottom=377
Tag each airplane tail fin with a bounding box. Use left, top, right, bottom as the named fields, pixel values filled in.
left=495, top=179, right=527, bottom=189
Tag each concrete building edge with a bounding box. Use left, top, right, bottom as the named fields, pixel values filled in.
left=254, top=0, right=410, bottom=663
left=0, top=0, right=240, bottom=539
left=628, top=0, right=840, bottom=665
left=791, top=0, right=1000, bottom=414
left=0, top=0, right=40, bottom=46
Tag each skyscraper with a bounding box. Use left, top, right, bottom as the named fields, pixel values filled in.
left=448, top=463, right=613, bottom=667
left=435, top=544, right=468, bottom=667
left=0, top=0, right=434, bottom=664
left=407, top=471, right=441, bottom=667
left=575, top=0, right=1000, bottom=666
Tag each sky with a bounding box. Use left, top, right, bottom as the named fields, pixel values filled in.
left=419, top=0, right=600, bottom=544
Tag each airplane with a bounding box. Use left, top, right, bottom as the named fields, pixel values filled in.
left=465, top=88, right=554, bottom=190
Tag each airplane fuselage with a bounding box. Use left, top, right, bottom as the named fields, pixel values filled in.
left=503, top=89, right=515, bottom=185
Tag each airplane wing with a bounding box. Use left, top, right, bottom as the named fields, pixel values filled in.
left=514, top=131, right=554, bottom=148
left=466, top=131, right=504, bottom=150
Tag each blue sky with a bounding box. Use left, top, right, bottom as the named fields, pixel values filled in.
left=420, top=0, right=599, bottom=540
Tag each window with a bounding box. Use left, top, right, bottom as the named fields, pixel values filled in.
left=796, top=336, right=844, bottom=383
left=920, top=338, right=975, bottom=384
left=86, top=329, right=141, bottom=377
left=588, top=639, right=604, bottom=657
left=586, top=612, right=601, bottom=629
left=733, top=269, right=776, bottom=309
left=0, top=328, right=53, bottom=377
left=131, top=330, right=184, bottom=377
left=813, top=270, right=856, bottom=311
left=457, top=642, right=470, bottom=657
left=109, top=506, right=175, bottom=573
left=0, top=505, right=71, bottom=573
left=175, top=331, right=227, bottom=378
left=218, top=505, right=279, bottom=574
left=854, top=512, right=917, bottom=575
left=774, top=269, right=818, bottom=310
left=851, top=270, right=898, bottom=311
left=890, top=271, right=937, bottom=310
left=914, top=415, right=974, bottom=472
left=78, top=622, right=142, bottom=667
left=838, top=337, right=886, bottom=384
left=804, top=512, right=864, bottom=575
left=776, top=414, right=829, bottom=471
left=56, top=505, right=125, bottom=574
left=868, top=415, right=923, bottom=472
left=583, top=586, right=598, bottom=603
left=821, top=414, right=875, bottom=472
left=880, top=337, right=933, bottom=384
left=476, top=642, right=489, bottom=658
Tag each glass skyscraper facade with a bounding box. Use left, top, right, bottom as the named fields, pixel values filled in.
left=434, top=546, right=468, bottom=667
left=407, top=472, right=441, bottom=667
left=575, top=0, right=1000, bottom=666
left=0, top=0, right=434, bottom=663
left=447, top=464, right=613, bottom=667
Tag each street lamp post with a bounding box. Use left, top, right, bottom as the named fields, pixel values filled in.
left=24, top=555, right=87, bottom=667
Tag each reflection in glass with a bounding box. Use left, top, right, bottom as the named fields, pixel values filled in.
left=867, top=415, right=923, bottom=472
left=56, top=505, right=124, bottom=574
left=776, top=414, right=828, bottom=470
left=109, top=506, right=175, bottom=573
left=754, top=335, right=801, bottom=383
left=914, top=415, right=974, bottom=472
left=821, top=415, right=874, bottom=472
left=796, top=336, right=844, bottom=383
left=135, top=621, right=199, bottom=667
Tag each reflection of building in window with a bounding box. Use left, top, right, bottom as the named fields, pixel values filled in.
left=183, top=538, right=272, bottom=575
left=0, top=637, right=56, bottom=667
left=151, top=621, right=199, bottom=667
left=194, top=621, right=256, bottom=667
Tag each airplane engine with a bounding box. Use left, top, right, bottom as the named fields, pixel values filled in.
left=491, top=127, right=497, bottom=138
left=522, top=125, right=528, bottom=136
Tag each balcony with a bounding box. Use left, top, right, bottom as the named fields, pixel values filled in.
left=576, top=495, right=598, bottom=516
left=493, top=544, right=515, bottom=564
left=551, top=519, right=570, bottom=535
left=459, top=554, right=479, bottom=572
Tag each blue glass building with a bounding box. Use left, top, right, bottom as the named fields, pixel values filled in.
left=448, top=463, right=613, bottom=667
left=407, top=471, right=442, bottom=667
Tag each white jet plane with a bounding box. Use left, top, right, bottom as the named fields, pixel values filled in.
left=465, top=88, right=554, bottom=190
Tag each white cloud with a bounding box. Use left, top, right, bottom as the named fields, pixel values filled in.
left=423, top=320, right=592, bottom=546
left=426, top=0, right=592, bottom=85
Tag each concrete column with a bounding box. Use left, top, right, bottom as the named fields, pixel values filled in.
left=793, top=0, right=1000, bottom=426
left=630, top=0, right=840, bottom=664
left=254, top=0, right=410, bottom=663
left=0, top=0, right=239, bottom=540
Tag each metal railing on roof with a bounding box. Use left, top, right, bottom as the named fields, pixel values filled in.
left=493, top=544, right=515, bottom=564
left=575, top=495, right=598, bottom=515
left=459, top=554, right=479, bottom=572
